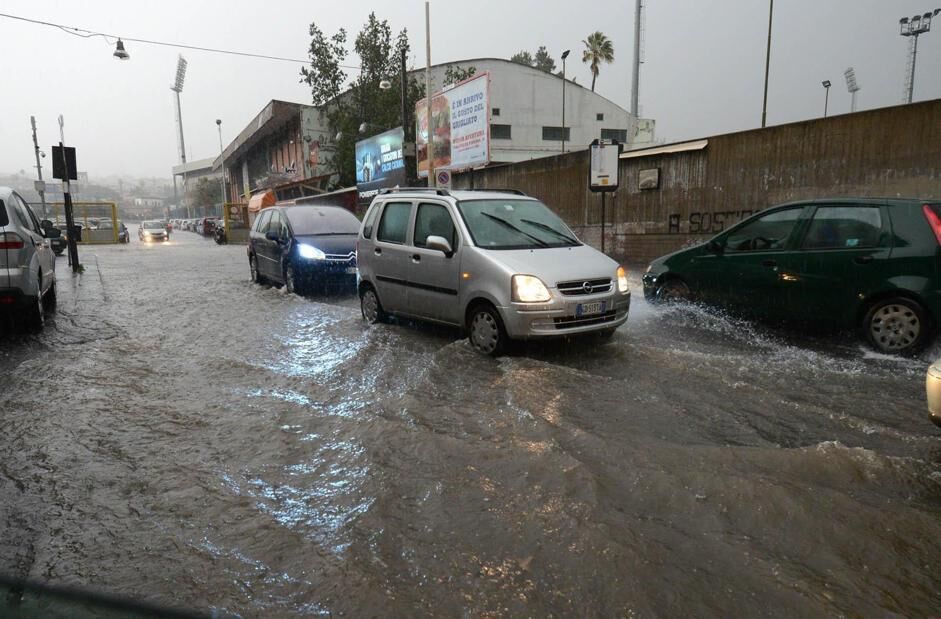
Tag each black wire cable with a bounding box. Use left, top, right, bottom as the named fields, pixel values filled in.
left=0, top=11, right=362, bottom=70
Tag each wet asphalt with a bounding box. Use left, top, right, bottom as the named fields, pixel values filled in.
left=1, top=231, right=939, bottom=617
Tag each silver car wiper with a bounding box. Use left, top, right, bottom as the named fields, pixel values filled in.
left=519, top=218, right=579, bottom=245
left=481, top=212, right=549, bottom=247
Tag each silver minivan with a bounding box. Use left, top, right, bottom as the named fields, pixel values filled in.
left=356, top=188, right=631, bottom=354
left=0, top=187, right=58, bottom=330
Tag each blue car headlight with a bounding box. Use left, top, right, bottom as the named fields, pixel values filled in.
left=297, top=243, right=326, bottom=260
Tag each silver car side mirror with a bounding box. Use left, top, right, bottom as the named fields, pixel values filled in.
left=425, top=235, right=453, bottom=257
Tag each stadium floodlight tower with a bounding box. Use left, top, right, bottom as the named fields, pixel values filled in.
left=171, top=55, right=188, bottom=164
left=171, top=55, right=188, bottom=216
left=900, top=9, right=941, bottom=103
left=844, top=67, right=860, bottom=113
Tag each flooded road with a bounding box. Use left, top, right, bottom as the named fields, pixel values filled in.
left=1, top=231, right=940, bottom=616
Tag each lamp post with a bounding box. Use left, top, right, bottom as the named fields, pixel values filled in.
left=900, top=9, right=940, bottom=104
left=216, top=119, right=226, bottom=213
left=821, top=80, right=831, bottom=117
left=761, top=0, right=774, bottom=128
left=561, top=49, right=570, bottom=153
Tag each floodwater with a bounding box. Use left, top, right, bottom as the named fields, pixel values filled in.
left=1, top=231, right=939, bottom=616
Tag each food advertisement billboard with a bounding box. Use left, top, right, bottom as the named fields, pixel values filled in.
left=416, top=72, right=490, bottom=177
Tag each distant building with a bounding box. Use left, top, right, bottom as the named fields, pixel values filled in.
left=418, top=58, right=655, bottom=163
left=209, top=58, right=656, bottom=201
left=133, top=197, right=165, bottom=208
left=213, top=100, right=332, bottom=205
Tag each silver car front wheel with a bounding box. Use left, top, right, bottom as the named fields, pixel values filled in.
left=361, top=288, right=385, bottom=324
left=470, top=306, right=505, bottom=356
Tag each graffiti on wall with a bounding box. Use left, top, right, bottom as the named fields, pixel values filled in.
left=668, top=209, right=757, bottom=234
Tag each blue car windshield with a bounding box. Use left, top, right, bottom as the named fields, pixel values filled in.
left=457, top=199, right=580, bottom=250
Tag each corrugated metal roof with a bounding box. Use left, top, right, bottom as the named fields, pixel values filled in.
left=620, top=139, right=708, bottom=159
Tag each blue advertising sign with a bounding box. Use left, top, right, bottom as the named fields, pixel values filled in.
left=355, top=127, right=406, bottom=200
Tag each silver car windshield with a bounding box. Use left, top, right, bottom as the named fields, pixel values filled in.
left=456, top=199, right=580, bottom=250
left=143, top=222, right=165, bottom=230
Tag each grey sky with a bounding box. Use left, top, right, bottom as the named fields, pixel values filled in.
left=0, top=0, right=938, bottom=179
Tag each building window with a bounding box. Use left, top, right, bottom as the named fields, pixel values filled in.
left=542, top=126, right=571, bottom=141
left=596, top=113, right=604, bottom=121
left=601, top=128, right=628, bottom=142
left=492, top=107, right=501, bottom=117
left=491, top=124, right=512, bottom=140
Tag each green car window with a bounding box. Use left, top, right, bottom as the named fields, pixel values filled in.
left=802, top=206, right=882, bottom=249
left=725, top=208, right=802, bottom=252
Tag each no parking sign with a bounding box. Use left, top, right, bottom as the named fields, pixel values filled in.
left=436, top=169, right=452, bottom=190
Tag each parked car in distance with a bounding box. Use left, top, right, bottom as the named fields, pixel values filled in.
left=248, top=205, right=359, bottom=295
left=97, top=220, right=130, bottom=243
left=643, top=198, right=941, bottom=355
left=356, top=188, right=631, bottom=355
left=0, top=186, right=58, bottom=329
left=927, top=358, right=941, bottom=428
left=139, top=220, right=168, bottom=242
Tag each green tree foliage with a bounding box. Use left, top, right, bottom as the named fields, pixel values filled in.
left=301, top=13, right=425, bottom=188
left=533, top=46, right=556, bottom=73
left=444, top=65, right=477, bottom=86
left=581, top=31, right=615, bottom=92
left=190, top=176, right=223, bottom=209
left=510, top=48, right=556, bottom=74
left=509, top=50, right=534, bottom=67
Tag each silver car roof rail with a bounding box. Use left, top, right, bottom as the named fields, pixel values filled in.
left=458, top=188, right=528, bottom=196
left=378, top=187, right=451, bottom=197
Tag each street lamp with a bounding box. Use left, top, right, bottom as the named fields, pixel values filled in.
left=561, top=49, right=570, bottom=153
left=113, top=38, right=130, bottom=60
left=216, top=119, right=226, bottom=211
left=899, top=8, right=941, bottom=103
left=821, top=80, right=831, bottom=117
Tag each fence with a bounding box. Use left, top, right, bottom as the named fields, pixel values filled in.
left=47, top=202, right=121, bottom=244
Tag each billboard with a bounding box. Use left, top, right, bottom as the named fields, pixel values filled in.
left=355, top=127, right=406, bottom=200
left=416, top=72, right=490, bottom=177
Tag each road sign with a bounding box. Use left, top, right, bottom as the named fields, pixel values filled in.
left=436, top=169, right=452, bottom=190
left=589, top=139, right=621, bottom=193
left=52, top=145, right=77, bottom=180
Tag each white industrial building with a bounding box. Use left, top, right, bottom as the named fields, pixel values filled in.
left=419, top=58, right=655, bottom=163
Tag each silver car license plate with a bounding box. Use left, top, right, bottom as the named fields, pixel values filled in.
left=576, top=301, right=606, bottom=316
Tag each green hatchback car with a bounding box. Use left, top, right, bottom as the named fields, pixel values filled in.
left=643, top=198, right=941, bottom=355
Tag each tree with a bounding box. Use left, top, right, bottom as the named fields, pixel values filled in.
left=533, top=46, right=556, bottom=73
left=582, top=31, right=615, bottom=92
left=301, top=13, right=426, bottom=188
left=190, top=177, right=222, bottom=211
left=510, top=50, right=534, bottom=67
left=444, top=64, right=476, bottom=86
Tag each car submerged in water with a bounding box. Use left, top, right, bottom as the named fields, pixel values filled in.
left=643, top=198, right=941, bottom=356
left=356, top=188, right=631, bottom=355
left=138, top=220, right=169, bottom=242
left=248, top=205, right=359, bottom=295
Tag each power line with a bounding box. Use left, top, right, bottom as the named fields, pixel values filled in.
left=0, top=11, right=362, bottom=70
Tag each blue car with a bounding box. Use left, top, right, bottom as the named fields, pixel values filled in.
left=247, top=205, right=359, bottom=295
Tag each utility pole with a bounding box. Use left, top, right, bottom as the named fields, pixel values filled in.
left=216, top=119, right=226, bottom=212
left=171, top=56, right=189, bottom=214
left=425, top=1, right=435, bottom=187
left=400, top=46, right=415, bottom=184
left=56, top=115, right=80, bottom=272
left=30, top=116, right=48, bottom=219
left=761, top=0, right=774, bottom=128
left=631, top=0, right=642, bottom=117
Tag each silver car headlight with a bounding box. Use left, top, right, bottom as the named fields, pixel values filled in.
left=512, top=275, right=551, bottom=303
left=617, top=266, right=629, bottom=293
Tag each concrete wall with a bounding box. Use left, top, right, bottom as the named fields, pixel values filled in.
left=454, top=98, right=941, bottom=264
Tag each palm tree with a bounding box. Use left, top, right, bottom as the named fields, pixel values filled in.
left=581, top=31, right=614, bottom=92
